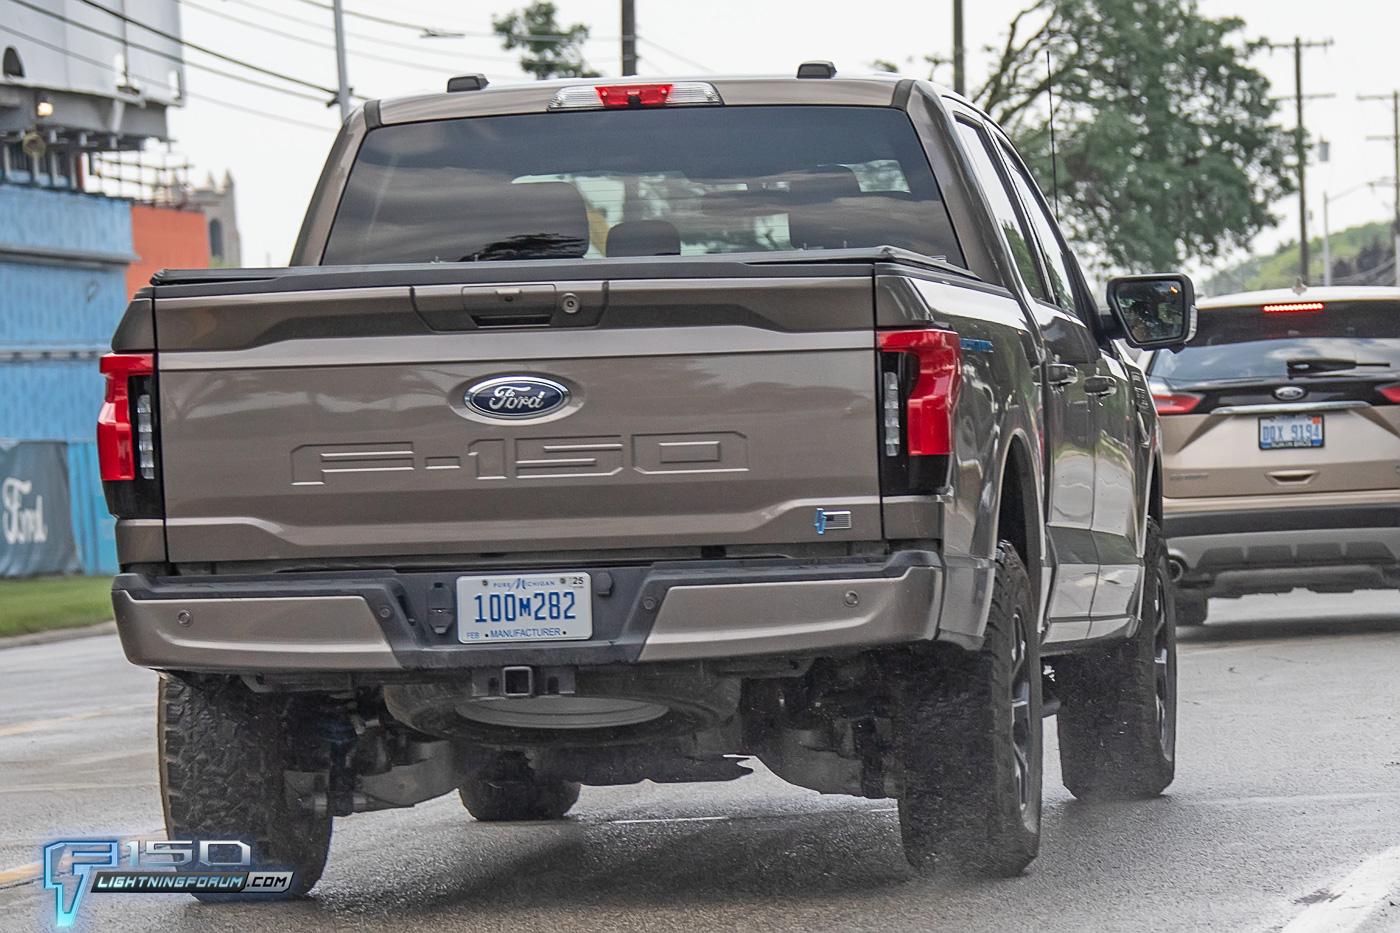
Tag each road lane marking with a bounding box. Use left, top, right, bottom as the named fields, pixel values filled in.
left=1278, top=845, right=1400, bottom=933
left=0, top=831, right=163, bottom=890
left=0, top=703, right=146, bottom=738
left=0, top=862, right=39, bottom=887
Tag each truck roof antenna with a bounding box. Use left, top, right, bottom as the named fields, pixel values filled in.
left=1046, top=49, right=1061, bottom=221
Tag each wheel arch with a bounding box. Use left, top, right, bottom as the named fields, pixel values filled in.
left=994, top=430, right=1046, bottom=621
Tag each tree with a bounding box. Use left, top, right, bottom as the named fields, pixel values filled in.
left=493, top=2, right=600, bottom=80
left=966, top=0, right=1295, bottom=271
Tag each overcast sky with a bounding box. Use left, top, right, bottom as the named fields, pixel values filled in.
left=165, top=0, right=1400, bottom=277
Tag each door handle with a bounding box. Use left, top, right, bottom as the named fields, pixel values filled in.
left=1046, top=363, right=1079, bottom=387
left=1083, top=375, right=1117, bottom=397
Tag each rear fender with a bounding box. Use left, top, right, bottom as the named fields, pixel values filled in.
left=883, top=275, right=1045, bottom=648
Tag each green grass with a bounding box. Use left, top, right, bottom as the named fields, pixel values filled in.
left=0, top=576, right=113, bottom=639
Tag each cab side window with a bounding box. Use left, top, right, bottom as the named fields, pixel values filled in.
left=997, top=142, right=1080, bottom=315
left=953, top=119, right=1050, bottom=304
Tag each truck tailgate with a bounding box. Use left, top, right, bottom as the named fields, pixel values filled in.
left=154, top=274, right=881, bottom=563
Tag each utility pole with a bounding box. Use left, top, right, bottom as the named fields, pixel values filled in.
left=1266, top=37, right=1333, bottom=283
left=331, top=0, right=351, bottom=121
left=621, top=0, right=637, bottom=76
left=952, top=0, right=965, bottom=95
left=1359, top=90, right=1400, bottom=286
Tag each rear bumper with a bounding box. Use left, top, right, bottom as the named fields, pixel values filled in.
left=1162, top=500, right=1400, bottom=594
left=112, top=551, right=944, bottom=674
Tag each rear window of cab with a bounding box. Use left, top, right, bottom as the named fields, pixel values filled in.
left=321, top=106, right=964, bottom=267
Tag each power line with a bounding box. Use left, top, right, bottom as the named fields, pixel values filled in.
left=178, top=0, right=485, bottom=77
left=225, top=0, right=522, bottom=66
left=292, top=0, right=628, bottom=44
left=0, top=22, right=335, bottom=133
left=75, top=0, right=362, bottom=99
left=8, top=0, right=332, bottom=103
left=638, top=38, right=712, bottom=74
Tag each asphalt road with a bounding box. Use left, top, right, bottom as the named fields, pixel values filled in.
left=2, top=590, right=1399, bottom=933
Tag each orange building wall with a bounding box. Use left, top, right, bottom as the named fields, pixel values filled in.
left=126, top=204, right=211, bottom=298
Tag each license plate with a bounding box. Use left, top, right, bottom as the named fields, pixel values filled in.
left=1258, top=413, right=1324, bottom=449
left=455, top=573, right=592, bottom=643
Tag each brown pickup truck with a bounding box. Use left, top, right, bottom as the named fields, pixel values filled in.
left=100, top=66, right=1196, bottom=895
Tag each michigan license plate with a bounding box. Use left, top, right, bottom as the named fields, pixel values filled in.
left=1258, top=414, right=1324, bottom=449
left=455, top=573, right=592, bottom=643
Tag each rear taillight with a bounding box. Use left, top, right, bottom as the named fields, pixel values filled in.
left=98, top=353, right=163, bottom=518
left=1151, top=391, right=1203, bottom=415
left=879, top=329, right=961, bottom=494
left=1379, top=383, right=1400, bottom=404
left=98, top=353, right=153, bottom=480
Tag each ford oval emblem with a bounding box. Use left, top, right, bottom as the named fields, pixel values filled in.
left=464, top=376, right=570, bottom=419
left=1274, top=385, right=1306, bottom=401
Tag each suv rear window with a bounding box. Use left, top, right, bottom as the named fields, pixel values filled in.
left=1149, top=299, right=1400, bottom=383
left=321, top=106, right=964, bottom=266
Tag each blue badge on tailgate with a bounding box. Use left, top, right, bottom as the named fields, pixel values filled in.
left=465, top=376, right=570, bottom=419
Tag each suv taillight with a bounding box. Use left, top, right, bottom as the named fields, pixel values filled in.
left=1151, top=391, right=1203, bottom=415
left=879, top=329, right=961, bottom=494
left=98, top=353, right=163, bottom=517
left=1379, top=383, right=1400, bottom=404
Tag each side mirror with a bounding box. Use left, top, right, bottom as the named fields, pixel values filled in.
left=1106, top=273, right=1197, bottom=351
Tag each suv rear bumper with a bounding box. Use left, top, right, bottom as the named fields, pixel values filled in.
left=1163, top=497, right=1400, bottom=595
left=112, top=551, right=944, bottom=674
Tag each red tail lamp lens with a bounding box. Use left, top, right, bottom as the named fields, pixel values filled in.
left=878, top=329, right=962, bottom=456
left=97, top=353, right=154, bottom=481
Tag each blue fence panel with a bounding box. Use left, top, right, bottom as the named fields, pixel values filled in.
left=66, top=442, right=117, bottom=575
left=0, top=259, right=130, bottom=347
left=0, top=186, right=132, bottom=257
left=0, top=358, right=105, bottom=442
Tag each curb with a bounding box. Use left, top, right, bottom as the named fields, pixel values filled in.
left=0, top=620, right=116, bottom=650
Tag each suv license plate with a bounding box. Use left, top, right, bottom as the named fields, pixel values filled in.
left=1258, top=414, right=1324, bottom=450
left=455, top=573, right=592, bottom=643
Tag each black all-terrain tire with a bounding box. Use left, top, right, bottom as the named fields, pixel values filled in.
left=1056, top=517, right=1177, bottom=801
left=895, top=543, right=1042, bottom=877
left=159, top=675, right=332, bottom=899
left=1174, top=591, right=1208, bottom=627
left=459, top=753, right=580, bottom=822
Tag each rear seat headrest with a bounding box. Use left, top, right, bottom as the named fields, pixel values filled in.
left=495, top=181, right=590, bottom=257
left=786, top=165, right=863, bottom=204
left=606, top=220, right=682, bottom=257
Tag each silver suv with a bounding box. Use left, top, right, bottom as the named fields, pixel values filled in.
left=1147, top=287, right=1400, bottom=624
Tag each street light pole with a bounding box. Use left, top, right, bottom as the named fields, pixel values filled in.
left=1323, top=189, right=1331, bottom=286
left=1320, top=179, right=1384, bottom=286
left=331, top=0, right=351, bottom=121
